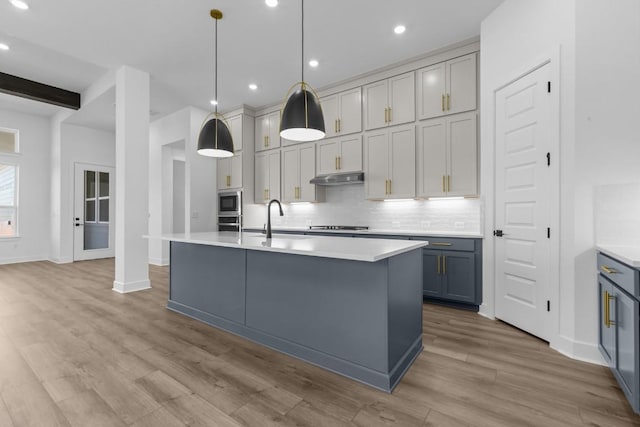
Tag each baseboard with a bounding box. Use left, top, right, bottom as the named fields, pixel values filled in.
left=48, top=256, right=73, bottom=264
left=478, top=303, right=495, bottom=320
left=552, top=334, right=606, bottom=366
left=0, top=255, right=48, bottom=265
left=112, top=279, right=151, bottom=294
left=148, top=257, right=169, bottom=266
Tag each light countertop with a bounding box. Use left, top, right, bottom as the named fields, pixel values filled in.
left=242, top=226, right=483, bottom=239
left=597, top=244, right=640, bottom=268
left=147, top=232, right=428, bottom=262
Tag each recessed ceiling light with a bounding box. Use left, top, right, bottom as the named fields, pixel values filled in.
left=308, top=59, right=319, bottom=68
left=394, top=25, right=406, bottom=35
left=0, top=43, right=9, bottom=51
left=265, top=0, right=278, bottom=7
left=249, top=83, right=258, bottom=91
left=9, top=0, right=29, bottom=10
left=210, top=99, right=218, bottom=106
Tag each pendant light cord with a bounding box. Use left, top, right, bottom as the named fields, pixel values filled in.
left=301, top=0, right=304, bottom=83
left=214, top=16, right=218, bottom=114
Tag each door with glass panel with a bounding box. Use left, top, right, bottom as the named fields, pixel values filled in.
left=73, top=163, right=115, bottom=260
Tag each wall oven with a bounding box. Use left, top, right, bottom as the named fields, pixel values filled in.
left=218, top=191, right=242, bottom=232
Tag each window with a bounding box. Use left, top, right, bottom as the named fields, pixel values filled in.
left=0, top=164, right=17, bottom=237
left=0, top=128, right=18, bottom=154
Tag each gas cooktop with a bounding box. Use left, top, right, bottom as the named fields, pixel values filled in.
left=308, top=225, right=370, bottom=231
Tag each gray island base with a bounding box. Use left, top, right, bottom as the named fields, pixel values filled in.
left=164, top=232, right=425, bottom=392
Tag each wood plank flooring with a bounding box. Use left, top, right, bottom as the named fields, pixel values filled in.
left=0, top=259, right=637, bottom=426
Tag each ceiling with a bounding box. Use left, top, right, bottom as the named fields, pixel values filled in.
left=0, top=0, right=503, bottom=130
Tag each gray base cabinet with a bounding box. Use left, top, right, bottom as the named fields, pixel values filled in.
left=597, top=252, right=640, bottom=414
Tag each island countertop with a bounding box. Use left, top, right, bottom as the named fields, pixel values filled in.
left=148, top=231, right=428, bottom=262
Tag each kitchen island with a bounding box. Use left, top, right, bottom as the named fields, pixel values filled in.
left=153, top=231, right=427, bottom=392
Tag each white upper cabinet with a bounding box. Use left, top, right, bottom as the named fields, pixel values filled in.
left=417, top=112, right=477, bottom=198
left=255, top=111, right=281, bottom=152
left=316, top=135, right=362, bottom=175
left=321, top=88, right=362, bottom=138
left=227, top=114, right=244, bottom=152
left=217, top=153, right=243, bottom=191
left=364, top=124, right=415, bottom=200
left=417, top=53, right=476, bottom=120
left=255, top=151, right=280, bottom=203
left=363, top=71, right=415, bottom=131
left=282, top=143, right=322, bottom=203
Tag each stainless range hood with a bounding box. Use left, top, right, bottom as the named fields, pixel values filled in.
left=309, top=172, right=364, bottom=186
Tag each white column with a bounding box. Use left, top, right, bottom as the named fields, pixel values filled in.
left=113, top=66, right=151, bottom=293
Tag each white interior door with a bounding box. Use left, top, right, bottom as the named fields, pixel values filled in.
left=74, top=163, right=115, bottom=261
left=494, top=63, right=553, bottom=341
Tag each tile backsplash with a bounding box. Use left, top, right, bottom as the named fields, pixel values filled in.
left=595, top=183, right=640, bottom=245
left=244, top=185, right=482, bottom=233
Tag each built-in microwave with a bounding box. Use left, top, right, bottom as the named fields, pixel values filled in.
left=218, top=191, right=241, bottom=215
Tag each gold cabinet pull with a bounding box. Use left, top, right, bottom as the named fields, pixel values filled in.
left=601, top=265, right=617, bottom=274
left=447, top=175, right=451, bottom=192
left=334, top=119, right=338, bottom=133
left=441, top=94, right=445, bottom=111
left=226, top=175, right=231, bottom=187
left=384, top=108, right=388, bottom=123
left=388, top=108, right=392, bottom=123
left=338, top=118, right=341, bottom=132
left=437, top=255, right=441, bottom=274
left=604, top=290, right=610, bottom=328
left=431, top=242, right=452, bottom=246
left=442, top=255, right=446, bottom=274
left=446, top=94, right=450, bottom=111
left=338, top=156, right=341, bottom=170
left=607, top=292, right=615, bottom=327
left=442, top=175, right=446, bottom=193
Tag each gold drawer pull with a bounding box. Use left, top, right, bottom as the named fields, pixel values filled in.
left=431, top=242, right=452, bottom=246
left=600, top=265, right=617, bottom=274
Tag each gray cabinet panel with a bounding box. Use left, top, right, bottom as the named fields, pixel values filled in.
left=422, top=250, right=442, bottom=297
left=442, top=251, right=475, bottom=303
left=170, top=242, right=246, bottom=324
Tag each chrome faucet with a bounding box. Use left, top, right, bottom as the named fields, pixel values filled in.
left=266, top=199, right=283, bottom=239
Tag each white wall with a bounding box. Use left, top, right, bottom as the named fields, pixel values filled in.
left=244, top=185, right=482, bottom=234
left=481, top=0, right=640, bottom=363
left=0, top=109, right=51, bottom=263
left=148, top=107, right=217, bottom=265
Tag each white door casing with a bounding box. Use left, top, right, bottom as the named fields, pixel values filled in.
left=73, top=163, right=115, bottom=261
left=494, top=62, right=554, bottom=341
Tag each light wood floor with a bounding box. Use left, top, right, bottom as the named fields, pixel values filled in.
left=0, top=259, right=638, bottom=427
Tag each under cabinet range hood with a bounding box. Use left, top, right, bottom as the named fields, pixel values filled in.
left=310, top=172, right=364, bottom=186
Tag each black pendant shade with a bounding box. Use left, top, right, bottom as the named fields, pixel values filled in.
left=280, top=85, right=325, bottom=142
left=197, top=115, right=234, bottom=158
left=197, top=9, right=234, bottom=158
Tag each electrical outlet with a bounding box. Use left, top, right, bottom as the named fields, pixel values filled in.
left=454, top=221, right=464, bottom=228
left=191, top=211, right=199, bottom=219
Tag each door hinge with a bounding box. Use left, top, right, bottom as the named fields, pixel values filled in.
left=547, top=227, right=551, bottom=239
left=547, top=81, right=551, bottom=93
left=547, top=300, right=550, bottom=312
left=546, top=152, right=551, bottom=166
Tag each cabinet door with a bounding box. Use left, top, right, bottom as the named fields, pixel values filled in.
left=317, top=139, right=339, bottom=175
left=298, top=143, right=316, bottom=202
left=417, top=118, right=447, bottom=197
left=267, top=151, right=281, bottom=201
left=441, top=251, right=476, bottom=303
left=447, top=112, right=477, bottom=196
left=389, top=72, right=415, bottom=126
left=255, top=115, right=269, bottom=152
left=599, top=278, right=616, bottom=367
left=267, top=112, right=281, bottom=150
left=363, top=80, right=389, bottom=131
left=339, top=135, right=362, bottom=173
left=364, top=130, right=389, bottom=199
left=228, top=114, right=243, bottom=152
left=447, top=53, right=476, bottom=115
left=422, top=250, right=442, bottom=297
left=217, top=157, right=231, bottom=190
left=338, top=88, right=362, bottom=135
left=417, top=62, right=446, bottom=120
left=388, top=125, right=416, bottom=199
left=230, top=152, right=243, bottom=189
left=614, top=286, right=638, bottom=401
left=254, top=153, right=268, bottom=203
left=281, top=148, right=298, bottom=202
left=321, top=94, right=339, bottom=139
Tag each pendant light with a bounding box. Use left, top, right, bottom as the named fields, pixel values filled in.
left=197, top=9, right=234, bottom=158
left=279, top=0, right=325, bottom=142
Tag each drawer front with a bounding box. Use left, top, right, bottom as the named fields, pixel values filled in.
left=412, top=236, right=475, bottom=252
left=598, top=252, right=639, bottom=298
